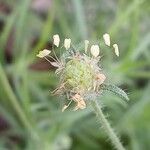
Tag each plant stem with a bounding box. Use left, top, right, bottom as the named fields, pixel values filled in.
left=91, top=99, right=125, bottom=150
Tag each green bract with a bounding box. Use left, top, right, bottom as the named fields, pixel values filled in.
left=64, top=59, right=94, bottom=91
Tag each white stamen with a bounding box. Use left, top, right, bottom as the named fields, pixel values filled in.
left=90, top=45, right=100, bottom=57
left=53, top=34, right=60, bottom=47
left=36, top=49, right=51, bottom=58
left=113, top=44, right=119, bottom=57
left=84, top=40, right=89, bottom=53
left=64, top=38, right=71, bottom=50
left=103, top=33, right=110, bottom=46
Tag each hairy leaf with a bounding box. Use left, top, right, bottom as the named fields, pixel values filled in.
left=100, top=84, right=129, bottom=101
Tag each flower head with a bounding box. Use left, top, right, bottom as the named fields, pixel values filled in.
left=37, top=34, right=121, bottom=111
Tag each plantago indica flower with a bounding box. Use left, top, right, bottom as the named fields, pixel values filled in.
left=103, top=33, right=110, bottom=46
left=113, top=44, right=119, bottom=56
left=90, top=45, right=100, bottom=57
left=53, top=34, right=60, bottom=47
left=64, top=38, right=71, bottom=50
left=36, top=35, right=128, bottom=112
left=36, top=34, right=129, bottom=150
left=36, top=49, right=51, bottom=58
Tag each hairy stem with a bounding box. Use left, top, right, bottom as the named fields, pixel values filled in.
left=91, top=99, right=125, bottom=150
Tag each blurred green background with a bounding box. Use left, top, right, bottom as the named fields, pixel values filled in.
left=0, top=0, right=150, bottom=149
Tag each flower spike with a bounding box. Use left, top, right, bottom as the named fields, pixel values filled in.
left=36, top=34, right=128, bottom=150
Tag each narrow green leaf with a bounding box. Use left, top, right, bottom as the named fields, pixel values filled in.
left=100, top=84, right=129, bottom=101
left=72, top=0, right=88, bottom=39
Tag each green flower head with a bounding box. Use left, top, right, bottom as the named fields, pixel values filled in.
left=37, top=34, right=121, bottom=111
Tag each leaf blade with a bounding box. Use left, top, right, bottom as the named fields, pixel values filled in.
left=100, top=84, right=129, bottom=102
